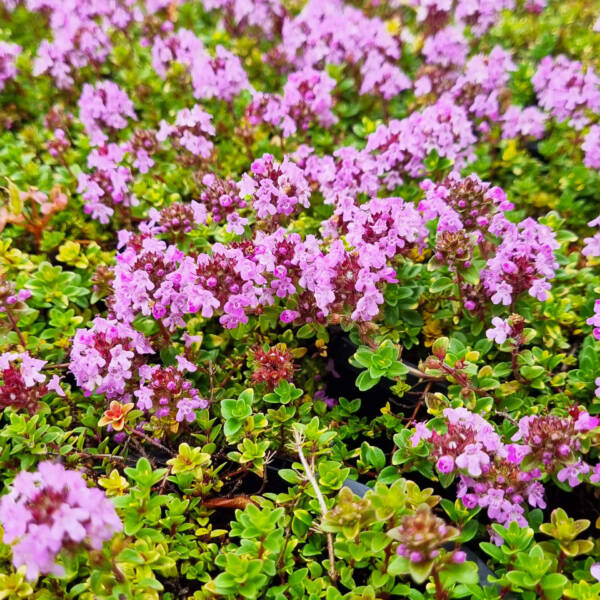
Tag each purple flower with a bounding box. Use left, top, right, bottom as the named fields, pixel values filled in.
left=574, top=412, right=599, bottom=432
left=422, top=26, right=468, bottom=69
left=176, top=354, right=197, bottom=373
left=280, top=310, right=300, bottom=323
left=411, top=422, right=432, bottom=447
left=501, top=106, right=547, bottom=140
left=532, top=55, right=600, bottom=130
left=455, top=443, right=490, bottom=477
left=69, top=317, right=153, bottom=398
left=557, top=460, right=590, bottom=487
left=486, top=317, right=512, bottom=344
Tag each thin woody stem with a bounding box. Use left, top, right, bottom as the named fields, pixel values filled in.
left=4, top=306, right=26, bottom=348
left=125, top=425, right=175, bottom=456
left=292, top=428, right=338, bottom=584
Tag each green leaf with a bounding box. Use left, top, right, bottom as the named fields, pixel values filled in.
left=356, top=370, right=379, bottom=391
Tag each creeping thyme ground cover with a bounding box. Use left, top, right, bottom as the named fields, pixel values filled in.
left=2, top=1, right=600, bottom=599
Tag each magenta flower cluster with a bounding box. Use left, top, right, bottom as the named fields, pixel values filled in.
left=482, top=216, right=558, bottom=305
left=532, top=55, right=600, bottom=130
left=247, top=67, right=338, bottom=137
left=277, top=0, right=410, bottom=99
left=0, top=40, right=20, bottom=91
left=69, top=316, right=154, bottom=398
left=152, top=29, right=250, bottom=101
left=0, top=461, right=122, bottom=580
left=78, top=80, right=137, bottom=146
left=411, top=407, right=600, bottom=534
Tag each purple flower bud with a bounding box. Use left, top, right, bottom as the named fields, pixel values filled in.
left=558, top=444, right=570, bottom=457
left=452, top=551, right=467, bottom=564
left=437, top=455, right=455, bottom=474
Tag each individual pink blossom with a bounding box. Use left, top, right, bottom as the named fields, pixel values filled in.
left=557, top=460, right=590, bottom=487
left=455, top=443, right=490, bottom=477
left=486, top=317, right=512, bottom=344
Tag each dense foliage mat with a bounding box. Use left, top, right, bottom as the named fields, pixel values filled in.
left=1, top=0, right=600, bottom=598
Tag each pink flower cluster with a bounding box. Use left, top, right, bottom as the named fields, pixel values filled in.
left=239, top=154, right=310, bottom=219
left=197, top=173, right=247, bottom=225
left=532, top=55, right=600, bottom=130
left=203, top=0, right=285, bottom=39
left=156, top=105, right=215, bottom=158
left=134, top=364, right=207, bottom=423
left=152, top=29, right=250, bottom=101
left=0, top=41, right=20, bottom=91
left=0, top=461, right=122, bottom=580
left=277, top=0, right=410, bottom=99
left=77, top=142, right=138, bottom=224
left=247, top=67, right=337, bottom=137
left=501, top=105, right=547, bottom=140
left=31, top=0, right=116, bottom=89
left=419, top=172, right=513, bottom=240
left=78, top=81, right=136, bottom=146
left=482, top=216, right=558, bottom=305
left=411, top=407, right=600, bottom=532
left=365, top=96, right=476, bottom=186
left=69, top=316, right=154, bottom=398
left=450, top=46, right=515, bottom=122
left=422, top=26, right=468, bottom=69
left=0, top=351, right=63, bottom=414
left=413, top=0, right=515, bottom=37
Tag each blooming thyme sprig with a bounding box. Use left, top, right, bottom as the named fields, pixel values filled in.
left=78, top=81, right=137, bottom=146
left=156, top=104, right=215, bottom=161
left=239, top=153, right=311, bottom=221
left=482, top=216, right=558, bottom=306
left=152, top=29, right=250, bottom=100
left=0, top=462, right=122, bottom=581
left=77, top=142, right=137, bottom=224
left=69, top=316, right=154, bottom=398
left=532, top=55, right=600, bottom=130
left=0, top=41, right=20, bottom=92
left=0, top=351, right=63, bottom=414
left=419, top=172, right=513, bottom=241
left=276, top=0, right=410, bottom=99
left=247, top=67, right=338, bottom=137
left=411, top=406, right=600, bottom=532
left=134, top=364, right=207, bottom=434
